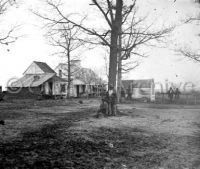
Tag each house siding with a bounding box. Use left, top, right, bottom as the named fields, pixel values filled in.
left=54, top=62, right=105, bottom=97
left=7, top=61, right=67, bottom=99
left=24, top=62, right=44, bottom=75
left=122, top=79, right=155, bottom=101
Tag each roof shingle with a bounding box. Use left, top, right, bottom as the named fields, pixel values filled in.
left=33, top=61, right=55, bottom=74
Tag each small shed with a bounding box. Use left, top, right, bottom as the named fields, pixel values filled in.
left=122, top=79, right=155, bottom=101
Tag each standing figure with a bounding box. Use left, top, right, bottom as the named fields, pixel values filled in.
left=174, top=88, right=181, bottom=101
left=168, top=87, right=174, bottom=103
left=108, top=84, right=117, bottom=116
left=127, top=85, right=132, bottom=100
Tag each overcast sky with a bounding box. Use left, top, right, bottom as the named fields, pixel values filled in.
left=0, top=0, right=200, bottom=90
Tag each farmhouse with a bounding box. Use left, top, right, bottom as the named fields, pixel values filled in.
left=7, top=61, right=67, bottom=99
left=122, top=79, right=155, bottom=101
left=54, top=60, right=105, bottom=97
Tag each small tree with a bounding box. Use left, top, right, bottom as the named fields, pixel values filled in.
left=36, top=0, right=173, bottom=88
left=34, top=0, right=123, bottom=88
left=51, top=25, right=83, bottom=98
left=35, top=0, right=174, bottom=106
left=35, top=8, right=85, bottom=98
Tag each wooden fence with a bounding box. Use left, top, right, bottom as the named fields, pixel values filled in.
left=155, top=92, right=200, bottom=105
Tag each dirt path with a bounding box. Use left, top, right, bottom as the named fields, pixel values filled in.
left=67, top=104, right=200, bottom=169
left=0, top=99, right=100, bottom=142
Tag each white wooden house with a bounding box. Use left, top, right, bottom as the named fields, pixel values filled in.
left=54, top=60, right=105, bottom=97
left=8, top=61, right=67, bottom=99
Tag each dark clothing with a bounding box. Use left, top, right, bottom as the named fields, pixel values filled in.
left=97, top=100, right=108, bottom=116
left=109, top=102, right=117, bottom=116
left=102, top=92, right=109, bottom=105
left=127, top=88, right=132, bottom=100
left=121, top=89, right=125, bottom=98
left=168, top=88, right=174, bottom=103
left=109, top=91, right=117, bottom=105
left=174, top=89, right=181, bottom=100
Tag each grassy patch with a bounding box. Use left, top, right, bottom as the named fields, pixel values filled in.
left=87, top=127, right=170, bottom=168
left=1, top=116, right=199, bottom=169
left=0, top=111, right=24, bottom=120
left=0, top=100, right=199, bottom=169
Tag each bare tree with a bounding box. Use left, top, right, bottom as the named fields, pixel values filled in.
left=115, top=2, right=174, bottom=102
left=0, top=0, right=18, bottom=46
left=177, top=1, right=200, bottom=63
left=34, top=0, right=122, bottom=88
left=34, top=0, right=174, bottom=102
left=44, top=21, right=84, bottom=98
left=179, top=48, right=200, bottom=63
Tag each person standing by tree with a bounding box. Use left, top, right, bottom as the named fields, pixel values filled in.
left=127, top=85, right=132, bottom=100
left=108, top=84, right=117, bottom=116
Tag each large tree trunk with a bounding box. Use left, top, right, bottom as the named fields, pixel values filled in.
left=117, top=55, right=122, bottom=103
left=108, top=0, right=123, bottom=89
left=117, top=20, right=122, bottom=103
left=67, top=51, right=71, bottom=98
left=117, top=59, right=122, bottom=103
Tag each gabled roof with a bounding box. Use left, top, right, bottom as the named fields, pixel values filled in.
left=11, top=74, right=55, bottom=87
left=33, top=61, right=55, bottom=74
left=11, top=74, right=67, bottom=88
left=23, top=61, right=55, bottom=75
left=122, top=79, right=154, bottom=89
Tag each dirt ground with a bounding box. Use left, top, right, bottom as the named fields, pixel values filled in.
left=0, top=99, right=200, bottom=169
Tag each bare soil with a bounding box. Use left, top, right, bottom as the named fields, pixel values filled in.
left=0, top=99, right=200, bottom=169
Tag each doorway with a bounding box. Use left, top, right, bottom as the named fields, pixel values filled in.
left=76, top=85, right=80, bottom=97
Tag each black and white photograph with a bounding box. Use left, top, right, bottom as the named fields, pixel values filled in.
left=0, top=0, right=200, bottom=168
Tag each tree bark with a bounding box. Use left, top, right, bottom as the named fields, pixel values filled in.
left=67, top=50, right=71, bottom=98
left=117, top=33, right=122, bottom=103
left=108, top=0, right=123, bottom=89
